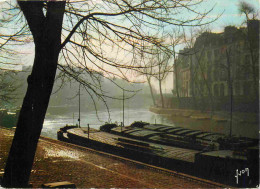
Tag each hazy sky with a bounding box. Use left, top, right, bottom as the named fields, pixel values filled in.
left=1, top=0, right=259, bottom=92
left=207, top=0, right=259, bottom=31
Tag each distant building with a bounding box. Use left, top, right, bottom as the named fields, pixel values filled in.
left=174, top=48, right=192, bottom=97
left=175, top=20, right=259, bottom=100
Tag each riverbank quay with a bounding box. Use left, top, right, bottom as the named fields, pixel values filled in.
left=149, top=106, right=258, bottom=139
left=0, top=127, right=227, bottom=188
left=149, top=106, right=258, bottom=123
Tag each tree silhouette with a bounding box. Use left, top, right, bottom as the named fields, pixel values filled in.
left=153, top=48, right=171, bottom=108
left=1, top=0, right=216, bottom=187
left=238, top=1, right=257, bottom=20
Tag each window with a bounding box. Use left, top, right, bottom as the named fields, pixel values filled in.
left=186, top=81, right=189, bottom=96
left=220, top=83, right=225, bottom=96
left=239, top=41, right=244, bottom=50
left=214, top=84, right=219, bottom=96
left=207, top=69, right=211, bottom=81
left=207, top=51, right=212, bottom=60
left=200, top=82, right=204, bottom=95
left=235, top=67, right=239, bottom=79
left=214, top=49, right=218, bottom=58
left=235, top=82, right=240, bottom=95
left=244, top=68, right=250, bottom=80
left=245, top=54, right=250, bottom=64
left=220, top=69, right=226, bottom=81
left=243, top=82, right=251, bottom=96
left=214, top=69, right=218, bottom=81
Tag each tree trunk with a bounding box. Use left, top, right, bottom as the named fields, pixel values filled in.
left=195, top=50, right=214, bottom=114
left=226, top=49, right=233, bottom=137
left=174, top=62, right=181, bottom=105
left=189, top=55, right=198, bottom=110
left=147, top=77, right=156, bottom=106
left=2, top=1, right=66, bottom=187
left=159, top=79, right=164, bottom=108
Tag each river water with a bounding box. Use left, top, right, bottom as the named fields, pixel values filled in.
left=42, top=108, right=258, bottom=140
left=42, top=108, right=173, bottom=139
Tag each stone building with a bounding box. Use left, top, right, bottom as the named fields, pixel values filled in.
left=175, top=20, right=259, bottom=100
left=173, top=48, right=192, bottom=97
left=172, top=20, right=259, bottom=111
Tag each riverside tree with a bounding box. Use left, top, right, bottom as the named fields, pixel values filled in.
left=138, top=49, right=157, bottom=106
left=0, top=11, right=25, bottom=106
left=1, top=0, right=216, bottom=187
left=167, top=28, right=184, bottom=104
left=153, top=47, right=171, bottom=108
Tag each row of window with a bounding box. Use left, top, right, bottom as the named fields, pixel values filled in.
left=204, top=40, right=250, bottom=59
left=212, top=82, right=252, bottom=96
left=182, top=81, right=253, bottom=97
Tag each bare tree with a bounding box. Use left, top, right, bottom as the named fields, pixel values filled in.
left=0, top=1, right=30, bottom=106
left=2, top=1, right=67, bottom=187
left=182, top=28, right=215, bottom=114
left=167, top=28, right=184, bottom=105
left=1, top=0, right=216, bottom=187
left=153, top=48, right=171, bottom=108
left=224, top=48, right=233, bottom=137
left=0, top=4, right=28, bottom=70
left=238, top=1, right=258, bottom=20
left=139, top=53, right=157, bottom=106
left=238, top=1, right=259, bottom=100
left=181, top=28, right=202, bottom=109
left=194, top=44, right=214, bottom=114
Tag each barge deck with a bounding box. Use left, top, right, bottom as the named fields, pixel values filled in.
left=66, top=128, right=199, bottom=163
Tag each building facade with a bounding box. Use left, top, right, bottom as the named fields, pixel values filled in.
left=175, top=20, right=259, bottom=101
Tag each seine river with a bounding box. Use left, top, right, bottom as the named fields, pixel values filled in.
left=42, top=108, right=173, bottom=139
left=42, top=108, right=258, bottom=139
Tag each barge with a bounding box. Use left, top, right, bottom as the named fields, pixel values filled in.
left=100, top=121, right=257, bottom=151
left=57, top=123, right=259, bottom=187
left=58, top=125, right=199, bottom=172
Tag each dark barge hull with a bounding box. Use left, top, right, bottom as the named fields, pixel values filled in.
left=57, top=126, right=259, bottom=187
left=58, top=127, right=196, bottom=174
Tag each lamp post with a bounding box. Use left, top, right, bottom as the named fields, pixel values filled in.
left=78, top=83, right=81, bottom=128
left=122, top=89, right=125, bottom=127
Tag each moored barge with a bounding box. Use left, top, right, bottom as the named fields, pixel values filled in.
left=100, top=121, right=257, bottom=151
left=57, top=122, right=259, bottom=187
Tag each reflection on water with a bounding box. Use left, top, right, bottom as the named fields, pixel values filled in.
left=42, top=108, right=258, bottom=139
left=166, top=115, right=258, bottom=139
left=42, top=108, right=173, bottom=139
